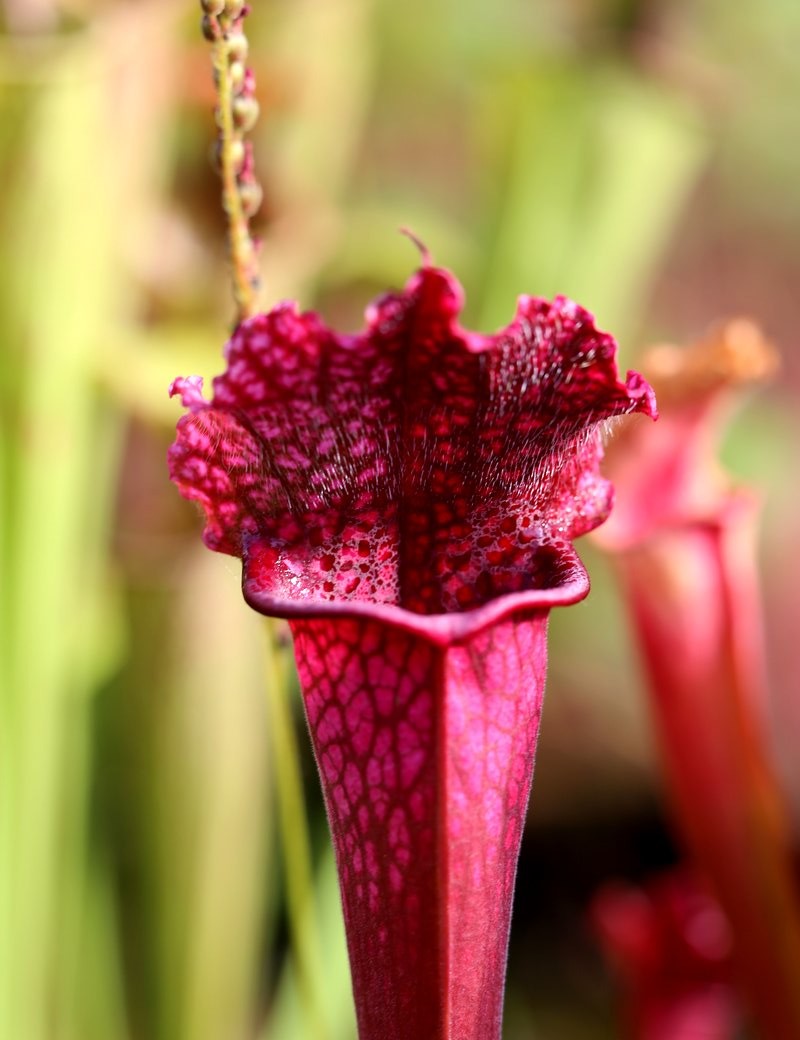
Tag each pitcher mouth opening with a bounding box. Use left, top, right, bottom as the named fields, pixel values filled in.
left=242, top=538, right=590, bottom=646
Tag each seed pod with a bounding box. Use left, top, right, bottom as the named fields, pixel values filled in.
left=239, top=180, right=263, bottom=218
left=229, top=61, right=246, bottom=93
left=200, top=0, right=225, bottom=14
left=200, top=14, right=218, bottom=42
left=213, top=137, right=246, bottom=175
left=232, top=96, right=259, bottom=133
left=228, top=138, right=246, bottom=173
left=225, top=32, right=248, bottom=64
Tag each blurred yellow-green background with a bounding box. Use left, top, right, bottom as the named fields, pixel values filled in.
left=1, top=1, right=799, bottom=1037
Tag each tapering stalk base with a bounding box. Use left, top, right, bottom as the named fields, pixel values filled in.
left=291, top=613, right=549, bottom=1040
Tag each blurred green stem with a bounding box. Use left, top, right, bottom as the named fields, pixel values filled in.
left=0, top=37, right=123, bottom=1040
left=264, top=621, right=330, bottom=1040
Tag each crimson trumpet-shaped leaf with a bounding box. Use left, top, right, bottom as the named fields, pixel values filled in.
left=168, top=263, right=656, bottom=1040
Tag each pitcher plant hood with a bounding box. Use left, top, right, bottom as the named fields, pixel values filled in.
left=168, top=262, right=656, bottom=1039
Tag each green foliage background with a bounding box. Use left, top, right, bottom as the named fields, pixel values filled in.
left=1, top=1, right=798, bottom=1037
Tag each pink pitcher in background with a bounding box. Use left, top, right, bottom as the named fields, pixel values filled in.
left=596, top=319, right=800, bottom=1039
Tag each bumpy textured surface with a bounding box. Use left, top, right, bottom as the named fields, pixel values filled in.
left=168, top=264, right=657, bottom=1040
left=169, top=265, right=656, bottom=616
left=292, top=613, right=548, bottom=1040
